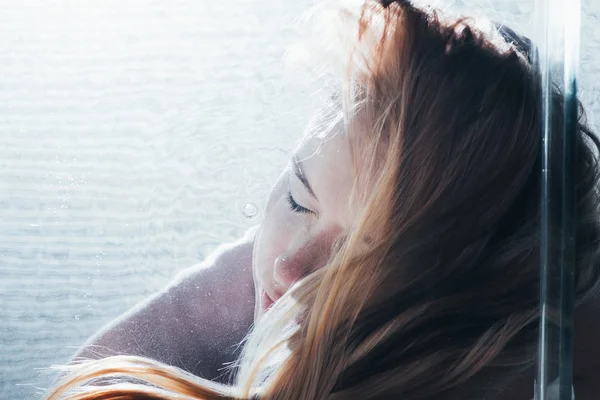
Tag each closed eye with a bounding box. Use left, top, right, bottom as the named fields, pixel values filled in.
left=287, top=192, right=313, bottom=214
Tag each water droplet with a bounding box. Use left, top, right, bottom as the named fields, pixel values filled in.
left=242, top=202, right=259, bottom=219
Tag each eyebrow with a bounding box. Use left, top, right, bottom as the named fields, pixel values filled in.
left=292, top=156, right=318, bottom=201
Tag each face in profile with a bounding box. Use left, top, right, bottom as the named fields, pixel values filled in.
left=252, top=120, right=356, bottom=320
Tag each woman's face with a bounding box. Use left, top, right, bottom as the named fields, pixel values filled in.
left=252, top=126, right=355, bottom=320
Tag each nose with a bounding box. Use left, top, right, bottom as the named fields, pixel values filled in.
left=273, top=228, right=341, bottom=289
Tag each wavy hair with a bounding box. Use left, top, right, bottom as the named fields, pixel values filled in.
left=47, top=0, right=600, bottom=399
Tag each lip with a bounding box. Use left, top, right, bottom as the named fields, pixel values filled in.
left=260, top=285, right=285, bottom=312
left=261, top=290, right=275, bottom=311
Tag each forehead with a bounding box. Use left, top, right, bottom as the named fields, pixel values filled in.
left=295, top=122, right=355, bottom=226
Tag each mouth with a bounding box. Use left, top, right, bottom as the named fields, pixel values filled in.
left=261, top=290, right=275, bottom=312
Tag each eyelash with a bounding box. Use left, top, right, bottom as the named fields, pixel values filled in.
left=287, top=192, right=313, bottom=214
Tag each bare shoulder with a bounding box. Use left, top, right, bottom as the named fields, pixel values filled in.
left=73, top=226, right=257, bottom=381
left=165, top=225, right=257, bottom=332
left=171, top=226, right=256, bottom=289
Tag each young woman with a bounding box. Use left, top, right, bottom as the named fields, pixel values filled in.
left=48, top=0, right=600, bottom=399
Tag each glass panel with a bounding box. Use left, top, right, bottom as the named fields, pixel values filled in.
left=533, top=0, right=580, bottom=398
left=1, top=1, right=598, bottom=399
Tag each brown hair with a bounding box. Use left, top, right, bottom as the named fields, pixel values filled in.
left=47, top=1, right=600, bottom=399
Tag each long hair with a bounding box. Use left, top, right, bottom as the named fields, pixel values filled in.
left=46, top=1, right=600, bottom=399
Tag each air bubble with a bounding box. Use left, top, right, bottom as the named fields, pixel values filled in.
left=242, top=202, right=259, bottom=219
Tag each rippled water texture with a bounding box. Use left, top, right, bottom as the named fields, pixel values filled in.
left=0, top=0, right=598, bottom=398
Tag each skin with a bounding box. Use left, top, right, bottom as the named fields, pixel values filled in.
left=72, top=229, right=256, bottom=382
